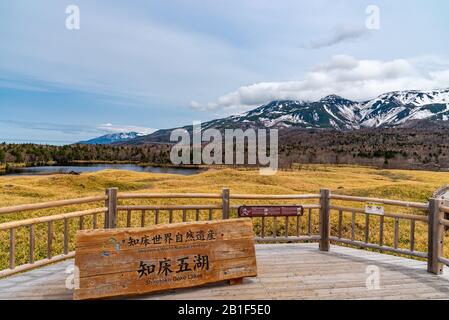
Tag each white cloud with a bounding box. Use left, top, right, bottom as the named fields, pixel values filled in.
left=306, top=26, right=371, bottom=49
left=191, top=55, right=449, bottom=114
left=97, top=123, right=156, bottom=135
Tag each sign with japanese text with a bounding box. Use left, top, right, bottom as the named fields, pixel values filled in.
left=238, top=205, right=304, bottom=217
left=73, top=218, right=257, bottom=300
left=365, top=203, right=384, bottom=215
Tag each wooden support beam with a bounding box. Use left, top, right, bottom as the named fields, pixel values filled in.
left=319, top=188, right=330, bottom=251
left=63, top=218, right=69, bottom=255
left=29, top=224, right=35, bottom=264
left=428, top=198, right=444, bottom=274
left=9, top=228, right=15, bottom=270
left=308, top=208, right=312, bottom=235
left=338, top=209, right=343, bottom=239
left=141, top=210, right=145, bottom=227
left=47, top=221, right=53, bottom=259
left=222, top=188, right=230, bottom=219
left=105, top=188, right=118, bottom=229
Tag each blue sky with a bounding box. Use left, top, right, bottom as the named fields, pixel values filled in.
left=1, top=0, right=449, bottom=144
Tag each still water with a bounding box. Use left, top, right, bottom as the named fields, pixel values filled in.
left=2, top=164, right=205, bottom=176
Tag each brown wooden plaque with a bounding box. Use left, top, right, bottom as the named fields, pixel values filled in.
left=238, top=205, right=304, bottom=217
left=73, top=218, right=257, bottom=300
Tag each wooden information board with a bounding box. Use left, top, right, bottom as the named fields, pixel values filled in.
left=73, top=218, right=257, bottom=300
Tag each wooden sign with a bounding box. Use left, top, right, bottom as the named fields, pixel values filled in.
left=73, top=218, right=257, bottom=300
left=238, top=205, right=304, bottom=217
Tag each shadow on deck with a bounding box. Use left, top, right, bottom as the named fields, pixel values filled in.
left=1, top=243, right=449, bottom=300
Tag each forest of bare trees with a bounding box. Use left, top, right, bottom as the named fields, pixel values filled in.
left=2, top=124, right=449, bottom=172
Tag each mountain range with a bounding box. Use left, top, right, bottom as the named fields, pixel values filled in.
left=78, top=132, right=144, bottom=145
left=78, top=88, right=449, bottom=145
left=198, top=88, right=449, bottom=131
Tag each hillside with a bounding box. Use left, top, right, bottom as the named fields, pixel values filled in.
left=277, top=122, right=449, bottom=170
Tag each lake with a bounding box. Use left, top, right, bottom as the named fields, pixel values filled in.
left=2, top=164, right=206, bottom=176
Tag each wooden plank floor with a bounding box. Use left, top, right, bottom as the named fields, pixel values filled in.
left=1, top=243, right=449, bottom=300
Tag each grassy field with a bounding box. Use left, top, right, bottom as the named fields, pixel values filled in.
left=0, top=164, right=448, bottom=270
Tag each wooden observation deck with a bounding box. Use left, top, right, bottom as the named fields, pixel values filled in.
left=1, top=243, right=449, bottom=300
left=1, top=188, right=449, bottom=299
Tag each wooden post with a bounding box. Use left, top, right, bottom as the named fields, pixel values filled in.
left=47, top=221, right=53, bottom=259
left=9, top=228, right=15, bottom=270
left=63, top=218, right=69, bottom=255
left=222, top=188, right=230, bottom=220
left=29, top=224, right=35, bottom=264
left=319, top=188, right=330, bottom=252
left=427, top=198, right=444, bottom=274
left=105, top=188, right=118, bottom=229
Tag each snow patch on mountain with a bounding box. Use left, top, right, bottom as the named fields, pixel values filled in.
left=78, top=132, right=144, bottom=145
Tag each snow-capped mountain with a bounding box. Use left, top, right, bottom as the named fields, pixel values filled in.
left=200, top=88, right=449, bottom=131
left=359, top=89, right=449, bottom=127
left=77, top=132, right=144, bottom=145
left=109, top=88, right=449, bottom=145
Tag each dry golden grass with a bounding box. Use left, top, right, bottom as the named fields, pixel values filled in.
left=0, top=164, right=448, bottom=270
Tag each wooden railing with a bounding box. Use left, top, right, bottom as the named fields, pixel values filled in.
left=116, top=190, right=224, bottom=228
left=116, top=189, right=322, bottom=243
left=0, top=187, right=448, bottom=278
left=328, top=194, right=429, bottom=259
left=230, top=193, right=321, bottom=243
left=0, top=195, right=107, bottom=278
left=436, top=203, right=449, bottom=273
